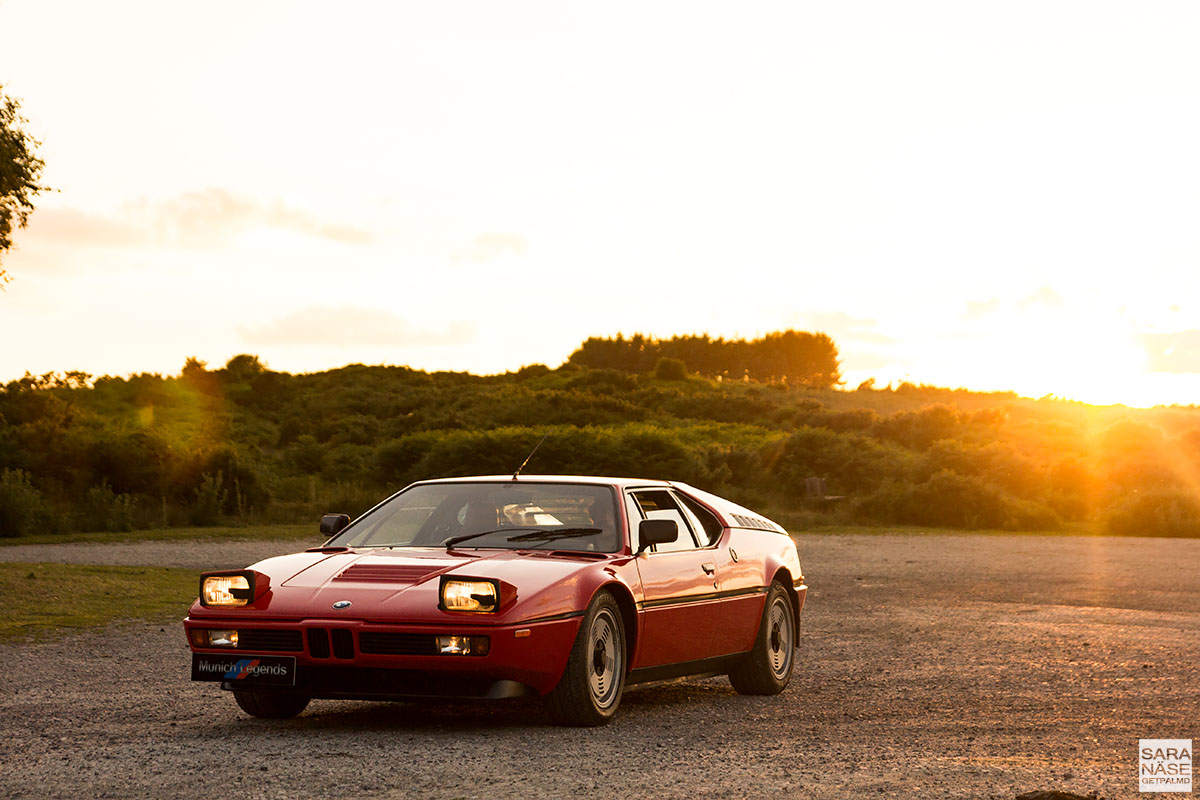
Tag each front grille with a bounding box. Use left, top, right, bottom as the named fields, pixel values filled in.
left=238, top=629, right=303, bottom=652
left=359, top=632, right=437, bottom=656
left=331, top=628, right=355, bottom=659
left=308, top=628, right=331, bottom=659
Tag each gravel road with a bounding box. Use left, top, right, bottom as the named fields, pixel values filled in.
left=1, top=532, right=1196, bottom=800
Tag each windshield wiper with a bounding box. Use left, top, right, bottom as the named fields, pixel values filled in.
left=506, top=527, right=603, bottom=543
left=443, top=527, right=541, bottom=548
left=444, top=526, right=604, bottom=549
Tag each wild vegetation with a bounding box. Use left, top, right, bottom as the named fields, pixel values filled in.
left=569, top=331, right=841, bottom=387
left=2, top=331, right=1199, bottom=538
left=0, top=84, right=51, bottom=287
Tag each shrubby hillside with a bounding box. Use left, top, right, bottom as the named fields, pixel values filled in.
left=2, top=331, right=1199, bottom=538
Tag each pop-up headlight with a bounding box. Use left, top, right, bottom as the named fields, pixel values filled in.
left=199, top=570, right=265, bottom=607
left=439, top=577, right=500, bottom=613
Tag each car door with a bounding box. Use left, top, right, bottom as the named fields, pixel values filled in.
left=676, top=492, right=763, bottom=656
left=628, top=488, right=721, bottom=667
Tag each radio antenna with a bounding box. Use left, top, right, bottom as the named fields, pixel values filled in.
left=513, top=433, right=548, bottom=480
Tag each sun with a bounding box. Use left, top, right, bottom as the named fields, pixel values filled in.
left=899, top=305, right=1175, bottom=407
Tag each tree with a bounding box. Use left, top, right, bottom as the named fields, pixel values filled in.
left=1, top=86, right=50, bottom=287
left=567, top=329, right=842, bottom=388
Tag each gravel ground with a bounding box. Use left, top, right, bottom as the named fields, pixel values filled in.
left=1, top=532, right=1196, bottom=800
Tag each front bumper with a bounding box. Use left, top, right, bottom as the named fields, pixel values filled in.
left=184, top=614, right=582, bottom=698
left=795, top=580, right=808, bottom=619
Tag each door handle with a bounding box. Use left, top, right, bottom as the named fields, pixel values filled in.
left=701, top=563, right=716, bottom=575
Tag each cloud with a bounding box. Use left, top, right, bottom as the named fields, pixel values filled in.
left=22, top=208, right=145, bottom=248
left=1018, top=286, right=1066, bottom=310
left=142, top=189, right=373, bottom=246
left=21, top=189, right=373, bottom=250
left=793, top=311, right=896, bottom=344
left=239, top=306, right=475, bottom=349
left=963, top=288, right=1066, bottom=320
left=453, top=232, right=527, bottom=263
left=846, top=353, right=892, bottom=370
left=1139, top=330, right=1200, bottom=374
left=965, top=298, right=1002, bottom=319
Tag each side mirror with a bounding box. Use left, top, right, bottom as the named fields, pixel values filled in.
left=637, top=519, right=678, bottom=553
left=320, top=513, right=350, bottom=536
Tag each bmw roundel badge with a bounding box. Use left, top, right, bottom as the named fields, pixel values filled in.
left=332, top=600, right=352, bottom=609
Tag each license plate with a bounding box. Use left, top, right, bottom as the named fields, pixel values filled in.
left=191, top=654, right=296, bottom=687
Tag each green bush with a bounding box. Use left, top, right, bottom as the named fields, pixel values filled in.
left=873, top=404, right=966, bottom=450
left=375, top=431, right=443, bottom=484
left=1105, top=490, right=1200, bottom=538
left=765, top=425, right=912, bottom=496
left=918, top=440, right=1045, bottom=500
left=513, top=363, right=551, bottom=381
left=654, top=358, right=688, bottom=381
left=82, top=479, right=137, bottom=532
left=565, top=369, right=639, bottom=394
left=856, top=470, right=1061, bottom=531
left=190, top=471, right=227, bottom=526
left=0, top=469, right=46, bottom=537
left=650, top=391, right=779, bottom=425
left=285, top=435, right=324, bottom=475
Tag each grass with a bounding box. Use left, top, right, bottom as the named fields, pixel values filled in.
left=0, top=522, right=317, bottom=547
left=781, top=520, right=1107, bottom=537
left=0, top=562, right=198, bottom=642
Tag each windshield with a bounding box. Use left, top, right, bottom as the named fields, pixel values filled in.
left=327, top=481, right=622, bottom=553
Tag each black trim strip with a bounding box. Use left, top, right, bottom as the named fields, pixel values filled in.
left=628, top=654, right=745, bottom=686
left=636, top=585, right=766, bottom=610
left=518, top=610, right=586, bottom=625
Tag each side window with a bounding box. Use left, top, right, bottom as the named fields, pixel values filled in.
left=677, top=493, right=723, bottom=546
left=630, top=490, right=698, bottom=553
left=624, top=492, right=645, bottom=552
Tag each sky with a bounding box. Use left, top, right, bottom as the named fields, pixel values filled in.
left=1, top=0, right=1198, bottom=407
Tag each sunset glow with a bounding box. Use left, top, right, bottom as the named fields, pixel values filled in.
left=2, top=1, right=1198, bottom=407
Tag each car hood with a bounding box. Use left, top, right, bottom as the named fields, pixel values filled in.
left=190, top=546, right=617, bottom=624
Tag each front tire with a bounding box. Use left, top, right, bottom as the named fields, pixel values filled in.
left=729, top=581, right=795, bottom=695
left=545, top=590, right=626, bottom=726
left=233, top=690, right=310, bottom=719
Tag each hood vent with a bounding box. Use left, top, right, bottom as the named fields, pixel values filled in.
left=334, top=563, right=441, bottom=584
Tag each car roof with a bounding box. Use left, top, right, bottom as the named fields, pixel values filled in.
left=411, top=474, right=673, bottom=490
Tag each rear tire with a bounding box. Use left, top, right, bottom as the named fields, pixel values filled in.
left=233, top=690, right=310, bottom=719
left=729, top=581, right=795, bottom=695
left=545, top=590, right=626, bottom=726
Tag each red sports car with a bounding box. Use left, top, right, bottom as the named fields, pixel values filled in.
left=185, top=475, right=807, bottom=726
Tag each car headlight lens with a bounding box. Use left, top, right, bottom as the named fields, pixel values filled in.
left=440, top=578, right=499, bottom=613
left=200, top=572, right=254, bottom=607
